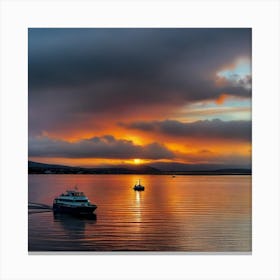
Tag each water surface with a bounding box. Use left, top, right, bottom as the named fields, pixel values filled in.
left=28, top=174, right=251, bottom=252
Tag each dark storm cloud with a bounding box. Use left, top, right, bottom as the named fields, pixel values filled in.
left=28, top=28, right=251, bottom=135
left=29, top=28, right=251, bottom=90
left=28, top=135, right=174, bottom=159
left=121, top=119, right=251, bottom=141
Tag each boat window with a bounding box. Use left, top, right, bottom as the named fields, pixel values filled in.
left=57, top=198, right=88, bottom=202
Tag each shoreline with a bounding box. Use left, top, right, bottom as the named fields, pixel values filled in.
left=28, top=172, right=251, bottom=176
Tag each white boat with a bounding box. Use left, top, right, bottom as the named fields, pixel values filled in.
left=133, top=179, right=145, bottom=191
left=53, top=188, right=97, bottom=215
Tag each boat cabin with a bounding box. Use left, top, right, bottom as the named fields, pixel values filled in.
left=61, top=190, right=85, bottom=197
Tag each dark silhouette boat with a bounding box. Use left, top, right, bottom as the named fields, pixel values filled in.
left=133, top=179, right=145, bottom=191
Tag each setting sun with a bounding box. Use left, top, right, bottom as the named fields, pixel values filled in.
left=133, top=158, right=141, bottom=165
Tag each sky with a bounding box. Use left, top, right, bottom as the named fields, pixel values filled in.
left=28, top=28, right=252, bottom=170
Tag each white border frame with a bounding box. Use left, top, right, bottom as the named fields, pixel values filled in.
left=1, top=1, right=279, bottom=279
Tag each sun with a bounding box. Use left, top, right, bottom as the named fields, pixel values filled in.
left=133, top=158, right=141, bottom=165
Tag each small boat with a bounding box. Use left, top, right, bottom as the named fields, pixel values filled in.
left=133, top=179, right=145, bottom=191
left=53, top=187, right=97, bottom=215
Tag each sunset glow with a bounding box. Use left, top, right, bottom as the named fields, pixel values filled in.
left=28, top=28, right=251, bottom=171
left=134, top=159, right=141, bottom=165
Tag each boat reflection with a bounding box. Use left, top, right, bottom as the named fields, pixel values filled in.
left=53, top=211, right=97, bottom=220
left=135, top=190, right=141, bottom=205
left=53, top=212, right=97, bottom=238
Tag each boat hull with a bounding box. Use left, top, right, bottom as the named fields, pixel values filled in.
left=133, top=186, right=145, bottom=191
left=53, top=203, right=97, bottom=215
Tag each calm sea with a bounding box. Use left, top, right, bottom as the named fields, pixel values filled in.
left=28, top=174, right=251, bottom=252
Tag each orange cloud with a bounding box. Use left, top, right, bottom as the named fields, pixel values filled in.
left=29, top=135, right=251, bottom=168
left=215, top=93, right=230, bottom=105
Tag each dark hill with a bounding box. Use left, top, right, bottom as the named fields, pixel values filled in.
left=28, top=161, right=251, bottom=175
left=28, top=161, right=160, bottom=174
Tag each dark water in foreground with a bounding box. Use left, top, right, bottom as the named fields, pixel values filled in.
left=28, top=174, right=251, bottom=252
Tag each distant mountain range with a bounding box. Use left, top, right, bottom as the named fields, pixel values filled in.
left=28, top=161, right=160, bottom=174
left=149, top=161, right=251, bottom=172
left=28, top=161, right=251, bottom=175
